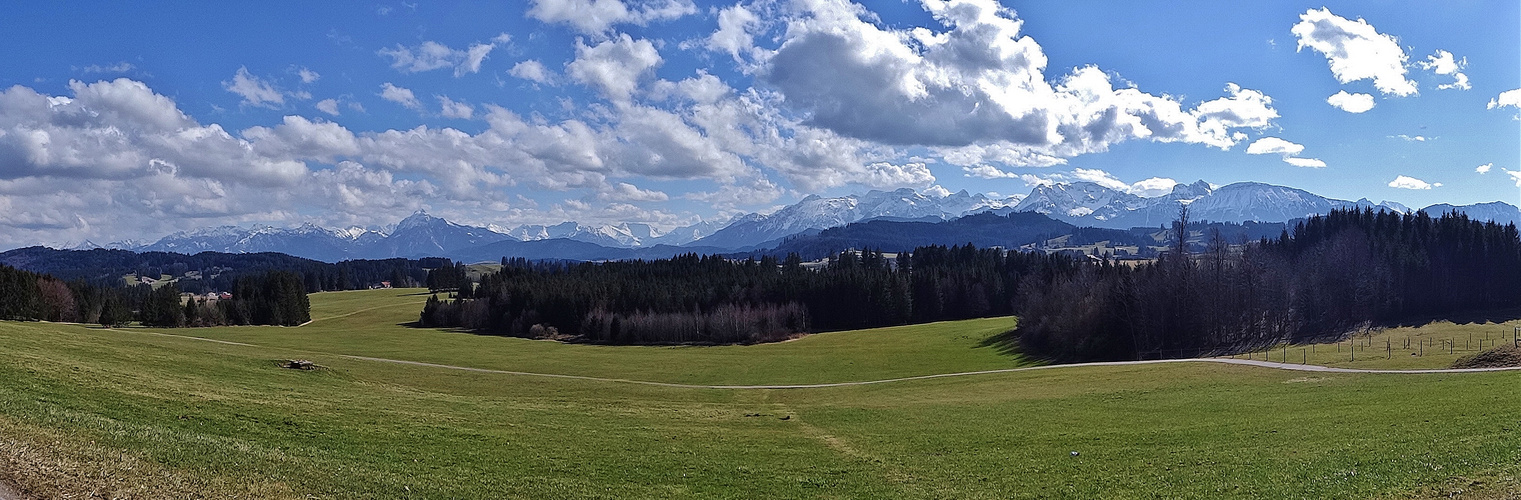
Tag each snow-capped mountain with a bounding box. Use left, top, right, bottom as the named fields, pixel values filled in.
left=363, top=211, right=510, bottom=258
left=1423, top=202, right=1521, bottom=226
left=91, top=183, right=1521, bottom=263
left=1012, top=182, right=1154, bottom=224
left=1017, top=180, right=1420, bottom=229
left=500, top=221, right=665, bottom=248
left=691, top=187, right=1023, bottom=250
left=136, top=222, right=381, bottom=262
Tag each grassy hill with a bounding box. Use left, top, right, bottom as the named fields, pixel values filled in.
left=1, top=289, right=1519, bottom=498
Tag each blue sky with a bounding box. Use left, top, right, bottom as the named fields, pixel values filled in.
left=0, top=0, right=1516, bottom=246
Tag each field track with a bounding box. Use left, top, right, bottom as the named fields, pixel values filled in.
left=122, top=327, right=1521, bottom=389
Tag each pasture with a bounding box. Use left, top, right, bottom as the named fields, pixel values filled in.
left=0, top=288, right=1518, bottom=498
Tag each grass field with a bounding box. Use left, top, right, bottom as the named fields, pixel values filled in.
left=1236, top=314, right=1521, bottom=370
left=2, top=288, right=1520, bottom=498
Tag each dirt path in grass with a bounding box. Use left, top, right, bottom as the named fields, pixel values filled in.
left=338, top=355, right=1521, bottom=390
left=114, top=328, right=1521, bottom=389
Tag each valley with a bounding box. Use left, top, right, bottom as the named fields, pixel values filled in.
left=1, top=289, right=1519, bottom=498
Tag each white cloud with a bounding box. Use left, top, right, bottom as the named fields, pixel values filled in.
left=526, top=0, right=696, bottom=35
left=1292, top=8, right=1417, bottom=96
left=1067, top=168, right=1177, bottom=197
left=1477, top=163, right=1493, bottom=174
left=1246, top=137, right=1305, bottom=156
left=242, top=115, right=361, bottom=161
left=1388, top=175, right=1440, bottom=189
left=1069, top=168, right=1132, bottom=192
left=1490, top=88, right=1521, bottom=109
left=1009, top=168, right=1176, bottom=197
left=296, top=67, right=321, bottom=84
left=567, top=34, right=663, bottom=102
left=962, top=165, right=1020, bottom=179
left=1507, top=169, right=1521, bottom=187
left=1128, top=177, right=1179, bottom=198
left=222, top=67, right=285, bottom=108
left=760, top=0, right=1278, bottom=165
left=379, top=83, right=421, bottom=109
left=315, top=98, right=340, bottom=116
left=1417, top=50, right=1470, bottom=90
left=1245, top=137, right=1325, bottom=167
left=1392, top=134, right=1427, bottom=142
left=437, top=96, right=474, bottom=119
left=82, top=62, right=134, bottom=74
left=377, top=34, right=509, bottom=77
left=509, top=60, right=554, bottom=84
left=706, top=4, right=761, bottom=60
left=1326, top=90, right=1375, bottom=113
left=597, top=182, right=669, bottom=202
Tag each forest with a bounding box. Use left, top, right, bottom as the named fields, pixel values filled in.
left=418, top=247, right=1078, bottom=343
left=0, top=265, right=310, bottom=327
left=1017, top=207, right=1521, bottom=361
left=0, top=247, right=435, bottom=293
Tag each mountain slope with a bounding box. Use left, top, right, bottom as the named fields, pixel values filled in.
left=693, top=188, right=1021, bottom=250
left=764, top=211, right=1080, bottom=259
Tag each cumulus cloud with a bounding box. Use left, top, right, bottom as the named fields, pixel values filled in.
left=597, top=181, right=668, bottom=202
left=223, top=67, right=286, bottom=108
left=1245, top=137, right=1325, bottom=168
left=0, top=78, right=327, bottom=244
left=1477, top=163, right=1493, bottom=174
left=437, top=96, right=474, bottom=119
left=706, top=4, right=761, bottom=60
left=509, top=60, right=554, bottom=84
left=1490, top=88, right=1521, bottom=109
left=1326, top=90, right=1375, bottom=113
left=962, top=165, right=1021, bottom=179
left=1417, top=50, right=1470, bottom=90
left=1292, top=8, right=1416, bottom=96
left=1245, top=137, right=1305, bottom=156
left=1392, top=134, right=1427, bottom=142
left=378, top=83, right=421, bottom=109
left=1388, top=175, right=1440, bottom=189
left=315, top=98, right=340, bottom=116
left=760, top=0, right=1278, bottom=165
left=526, top=0, right=696, bottom=34
left=377, top=34, right=509, bottom=77
left=567, top=34, right=663, bottom=102
left=1128, top=177, right=1179, bottom=198
left=1011, top=168, right=1178, bottom=197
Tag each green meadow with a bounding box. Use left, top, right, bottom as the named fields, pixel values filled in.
left=1, top=288, right=1519, bottom=498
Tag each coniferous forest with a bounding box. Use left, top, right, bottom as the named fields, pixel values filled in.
left=419, top=247, right=1077, bottom=343
left=1017, top=208, right=1521, bottom=361
left=0, top=265, right=310, bottom=328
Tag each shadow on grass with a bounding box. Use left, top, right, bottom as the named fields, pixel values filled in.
left=976, top=328, right=1024, bottom=357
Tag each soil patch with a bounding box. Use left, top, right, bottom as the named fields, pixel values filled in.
left=1452, top=344, right=1521, bottom=369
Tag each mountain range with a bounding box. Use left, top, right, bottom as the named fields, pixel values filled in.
left=58, top=181, right=1521, bottom=263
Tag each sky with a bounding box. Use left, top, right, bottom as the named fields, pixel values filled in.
left=0, top=0, right=1517, bottom=247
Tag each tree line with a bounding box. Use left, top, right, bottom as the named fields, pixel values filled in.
left=0, top=247, right=432, bottom=293
left=419, top=247, right=1077, bottom=344
left=1017, top=207, right=1521, bottom=362
left=1, top=264, right=310, bottom=328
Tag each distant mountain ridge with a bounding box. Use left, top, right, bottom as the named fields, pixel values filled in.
left=1011, top=180, right=1429, bottom=229
left=62, top=182, right=1521, bottom=263
left=690, top=187, right=1024, bottom=249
